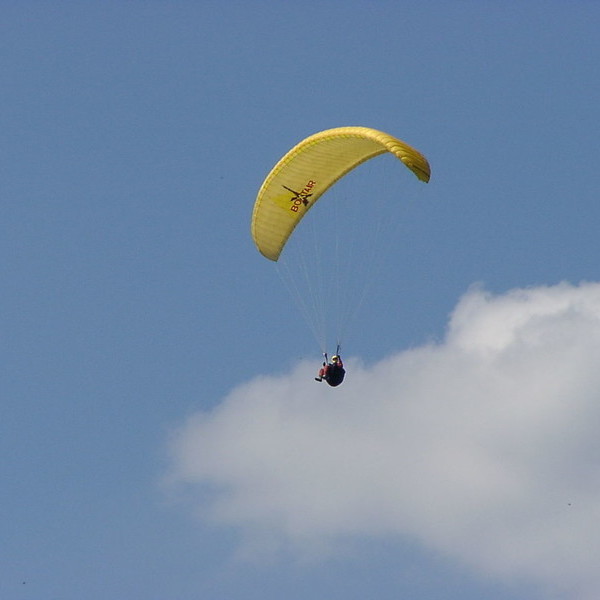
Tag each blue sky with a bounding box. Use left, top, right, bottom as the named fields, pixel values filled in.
left=2, top=3, right=600, bottom=599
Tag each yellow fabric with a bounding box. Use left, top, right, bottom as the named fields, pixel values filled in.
left=251, top=126, right=430, bottom=261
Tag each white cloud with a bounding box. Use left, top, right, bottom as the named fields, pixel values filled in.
left=167, top=281, right=600, bottom=597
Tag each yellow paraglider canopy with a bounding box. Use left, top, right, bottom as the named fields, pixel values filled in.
left=251, top=126, right=430, bottom=261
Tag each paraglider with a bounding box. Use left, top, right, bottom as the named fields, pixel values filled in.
left=315, top=352, right=345, bottom=387
left=251, top=126, right=430, bottom=261
left=251, top=126, right=430, bottom=385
